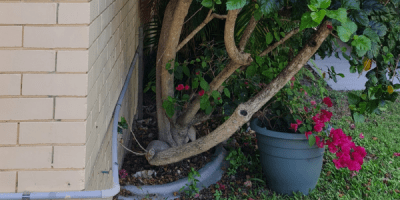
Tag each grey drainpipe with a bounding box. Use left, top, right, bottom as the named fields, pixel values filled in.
left=0, top=52, right=139, bottom=200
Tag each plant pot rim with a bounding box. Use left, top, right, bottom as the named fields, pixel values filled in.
left=251, top=118, right=308, bottom=140
left=119, top=144, right=228, bottom=200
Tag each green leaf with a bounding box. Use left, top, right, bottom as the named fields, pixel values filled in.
left=337, top=73, right=345, bottom=78
left=201, top=61, right=207, bottom=68
left=353, top=112, right=365, bottom=124
left=254, top=8, right=263, bottom=20
left=311, top=9, right=327, bottom=24
left=265, top=32, right=273, bottom=45
left=165, top=62, right=171, bottom=70
left=226, top=0, right=246, bottom=10
left=224, top=88, right=231, bottom=98
left=308, top=135, right=316, bottom=147
left=200, top=79, right=210, bottom=91
left=259, top=0, right=284, bottom=16
left=363, top=28, right=380, bottom=42
left=183, top=65, right=190, bottom=77
left=338, top=20, right=357, bottom=42
left=341, top=0, right=360, bottom=10
left=308, top=5, right=318, bottom=11
left=347, top=92, right=360, bottom=105
left=162, top=100, right=175, bottom=118
left=300, top=12, right=319, bottom=31
left=319, top=0, right=331, bottom=9
left=201, top=0, right=213, bottom=8
left=273, top=31, right=280, bottom=41
left=200, top=95, right=209, bottom=110
left=369, top=20, right=387, bottom=37
left=326, top=8, right=347, bottom=24
left=351, top=35, right=371, bottom=57
left=205, top=105, right=213, bottom=115
left=349, top=10, right=369, bottom=26
left=182, top=94, right=190, bottom=101
left=192, top=79, right=199, bottom=89
left=246, top=65, right=257, bottom=78
left=211, top=90, right=220, bottom=99
left=215, top=0, right=222, bottom=4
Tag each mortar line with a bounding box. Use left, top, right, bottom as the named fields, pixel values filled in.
left=15, top=172, right=18, bottom=193
left=55, top=50, right=58, bottom=72
left=16, top=122, right=20, bottom=146
left=20, top=74, right=23, bottom=95
left=51, top=146, right=54, bottom=168
left=21, top=25, right=24, bottom=47
left=53, top=97, right=56, bottom=120
left=56, top=3, right=59, bottom=24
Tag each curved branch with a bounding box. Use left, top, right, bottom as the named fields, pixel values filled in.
left=147, top=21, right=333, bottom=166
left=224, top=9, right=252, bottom=65
left=259, top=28, right=300, bottom=57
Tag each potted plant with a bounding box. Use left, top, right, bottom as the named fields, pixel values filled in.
left=250, top=76, right=367, bottom=196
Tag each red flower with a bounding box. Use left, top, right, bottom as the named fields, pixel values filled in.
left=195, top=71, right=200, bottom=75
left=184, top=85, right=190, bottom=90
left=176, top=84, right=184, bottom=91
left=296, top=119, right=302, bottom=125
left=315, top=136, right=325, bottom=148
left=290, top=123, right=298, bottom=132
left=291, top=77, right=295, bottom=81
left=245, top=82, right=248, bottom=85
left=314, top=123, right=324, bottom=132
left=198, top=89, right=205, bottom=96
left=304, top=106, right=309, bottom=113
left=311, top=100, right=316, bottom=105
left=327, top=24, right=333, bottom=30
left=394, top=152, right=400, bottom=157
left=217, top=97, right=221, bottom=100
left=323, top=97, right=333, bottom=107
left=305, top=131, right=312, bottom=139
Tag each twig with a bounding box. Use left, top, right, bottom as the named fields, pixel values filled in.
left=127, top=119, right=148, bottom=152
left=259, top=28, right=300, bottom=57
left=119, top=142, right=146, bottom=156
left=184, top=6, right=204, bottom=24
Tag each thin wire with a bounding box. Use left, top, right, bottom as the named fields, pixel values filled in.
left=127, top=119, right=148, bottom=152
left=119, top=142, right=146, bottom=156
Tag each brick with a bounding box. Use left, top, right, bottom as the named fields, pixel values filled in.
left=0, top=74, right=21, bottom=95
left=19, top=122, right=86, bottom=144
left=22, top=74, right=88, bottom=96
left=0, top=3, right=56, bottom=24
left=18, top=170, right=85, bottom=192
left=57, top=51, right=89, bottom=72
left=0, top=146, right=52, bottom=169
left=24, top=26, right=89, bottom=48
left=55, top=98, right=87, bottom=120
left=0, top=98, right=53, bottom=120
left=0, top=171, right=16, bottom=192
left=53, top=146, right=86, bottom=168
left=58, top=3, right=90, bottom=24
left=0, top=50, right=55, bottom=72
left=89, top=15, right=101, bottom=46
left=0, top=123, right=17, bottom=145
left=90, top=0, right=99, bottom=22
left=0, top=26, right=22, bottom=47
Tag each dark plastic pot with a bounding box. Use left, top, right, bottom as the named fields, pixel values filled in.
left=250, top=118, right=324, bottom=196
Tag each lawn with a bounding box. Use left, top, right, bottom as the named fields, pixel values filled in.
left=189, top=90, right=400, bottom=200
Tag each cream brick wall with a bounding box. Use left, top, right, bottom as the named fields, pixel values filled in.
left=0, top=0, right=140, bottom=198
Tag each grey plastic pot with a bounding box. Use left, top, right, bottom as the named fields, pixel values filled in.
left=250, top=118, right=324, bottom=196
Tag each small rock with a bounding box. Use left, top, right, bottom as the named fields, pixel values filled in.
left=230, top=175, right=236, bottom=181
left=132, top=170, right=156, bottom=179
left=148, top=133, right=154, bottom=138
left=177, top=170, right=181, bottom=175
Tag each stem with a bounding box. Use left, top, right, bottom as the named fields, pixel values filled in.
left=259, top=28, right=300, bottom=57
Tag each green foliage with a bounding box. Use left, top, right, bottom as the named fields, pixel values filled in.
left=226, top=0, right=247, bottom=10
left=337, top=20, right=357, bottom=42
left=180, top=167, right=201, bottom=197
left=225, top=147, right=248, bottom=176
left=118, top=117, right=128, bottom=134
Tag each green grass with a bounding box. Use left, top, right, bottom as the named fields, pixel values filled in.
left=220, top=91, right=400, bottom=200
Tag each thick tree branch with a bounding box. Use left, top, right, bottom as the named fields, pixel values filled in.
left=176, top=11, right=258, bottom=128
left=147, top=21, right=332, bottom=166
left=259, top=28, right=300, bottom=57
left=224, top=9, right=252, bottom=65
left=177, top=10, right=227, bottom=52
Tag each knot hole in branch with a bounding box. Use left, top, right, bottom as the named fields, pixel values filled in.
left=240, top=110, right=248, bottom=116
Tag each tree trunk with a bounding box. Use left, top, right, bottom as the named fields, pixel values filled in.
left=155, top=0, right=193, bottom=147
left=147, top=21, right=333, bottom=166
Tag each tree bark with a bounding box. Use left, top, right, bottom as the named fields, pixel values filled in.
left=147, top=21, right=333, bottom=166
left=155, top=0, right=193, bottom=147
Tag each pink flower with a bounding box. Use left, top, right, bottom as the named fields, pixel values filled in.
left=198, top=89, right=205, bottom=96
left=350, top=124, right=355, bottom=129
left=296, top=119, right=302, bottom=125
left=314, top=123, right=324, bottom=132
left=323, top=97, right=333, bottom=107
left=304, top=106, right=309, bottom=112
left=315, top=136, right=325, bottom=148
left=119, top=169, right=128, bottom=179
left=394, top=153, right=400, bottom=157
left=244, top=142, right=249, bottom=146
left=244, top=180, right=252, bottom=187
left=311, top=101, right=316, bottom=105
left=304, top=91, right=308, bottom=95
left=195, top=71, right=200, bottom=75
left=194, top=193, right=200, bottom=198
left=217, top=182, right=226, bottom=190
left=184, top=85, right=190, bottom=90
left=290, top=123, right=298, bottom=132
left=321, top=110, right=333, bottom=122
left=248, top=198, right=255, bottom=200
left=327, top=24, right=333, bottom=30
left=291, top=77, right=295, bottom=81
left=350, top=172, right=357, bottom=178
left=305, top=131, right=312, bottom=139
left=176, top=84, right=184, bottom=91
left=359, top=133, right=364, bottom=139
left=290, top=82, right=294, bottom=87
